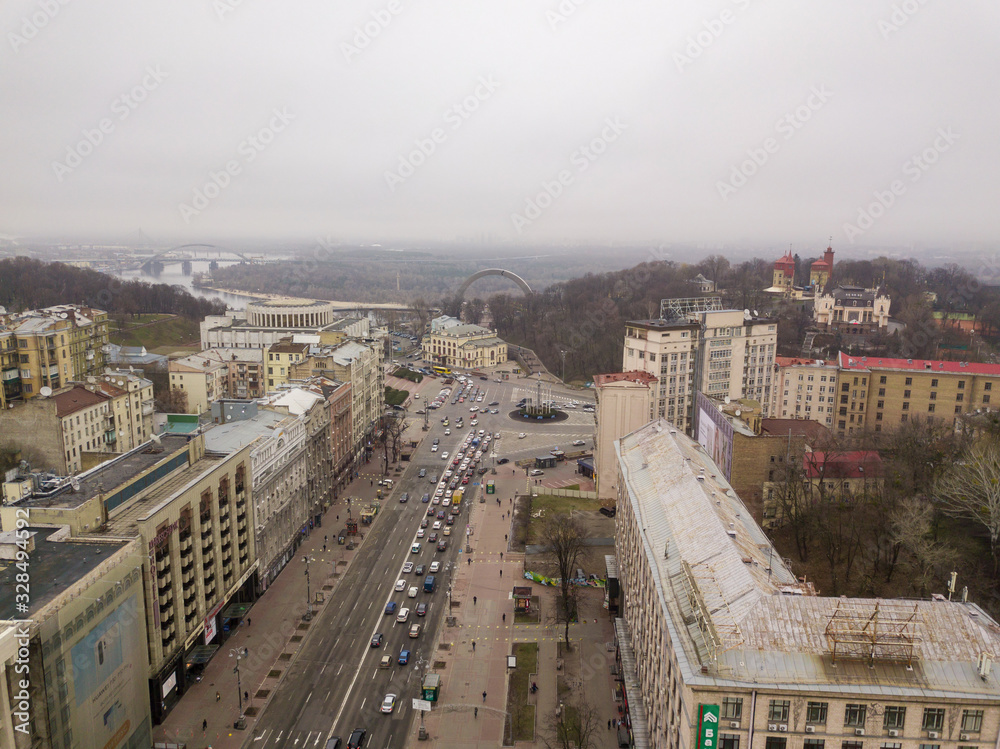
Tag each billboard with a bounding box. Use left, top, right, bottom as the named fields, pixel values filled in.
left=696, top=392, right=733, bottom=480
left=698, top=704, right=721, bottom=749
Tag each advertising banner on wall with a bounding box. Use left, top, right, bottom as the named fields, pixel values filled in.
left=696, top=392, right=734, bottom=480
left=698, top=704, right=721, bottom=749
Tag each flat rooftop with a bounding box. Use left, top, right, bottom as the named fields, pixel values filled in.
left=16, top=435, right=192, bottom=509
left=0, top=528, right=129, bottom=618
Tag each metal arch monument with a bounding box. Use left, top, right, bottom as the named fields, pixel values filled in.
left=455, top=268, right=532, bottom=299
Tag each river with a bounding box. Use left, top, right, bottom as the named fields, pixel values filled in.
left=112, top=259, right=253, bottom=310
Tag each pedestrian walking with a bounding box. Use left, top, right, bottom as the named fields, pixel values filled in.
left=468, top=557, right=471, bottom=566
left=482, top=691, right=487, bottom=702
left=500, top=569, right=503, bottom=578
left=244, top=690, right=249, bottom=702
left=473, top=596, right=477, bottom=605
left=248, top=617, right=251, bottom=627
left=475, top=707, right=478, bottom=718
left=505, top=534, right=508, bottom=542
left=502, top=613, right=506, bottom=623
left=608, top=719, right=612, bottom=730
left=216, top=691, right=221, bottom=702
left=244, top=647, right=249, bottom=657
left=203, top=719, right=208, bottom=733
left=472, top=640, right=476, bottom=652
left=500, top=552, right=503, bottom=560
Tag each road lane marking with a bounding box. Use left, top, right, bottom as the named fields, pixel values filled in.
left=305, top=690, right=312, bottom=703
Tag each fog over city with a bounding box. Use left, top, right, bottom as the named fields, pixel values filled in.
left=2, top=0, right=998, bottom=247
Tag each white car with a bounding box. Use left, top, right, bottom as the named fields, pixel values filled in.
left=441, top=451, right=449, bottom=461
left=429, top=561, right=440, bottom=573
left=417, top=529, right=425, bottom=538
left=442, top=498, right=451, bottom=507
left=573, top=439, right=586, bottom=446
left=431, top=444, right=438, bottom=452
left=518, top=433, right=527, bottom=439
left=470, top=406, right=478, bottom=412
left=411, top=543, right=422, bottom=553
left=395, top=579, right=406, bottom=591
left=381, top=693, right=397, bottom=714
left=403, top=561, right=414, bottom=573
left=478, top=430, right=485, bottom=436
left=470, top=419, right=479, bottom=426
left=432, top=521, right=442, bottom=530
left=396, top=608, right=410, bottom=622
left=408, top=586, right=418, bottom=598
left=444, top=428, right=451, bottom=435
left=530, top=469, right=544, bottom=476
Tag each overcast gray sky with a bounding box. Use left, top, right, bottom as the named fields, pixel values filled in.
left=1, top=0, right=997, bottom=248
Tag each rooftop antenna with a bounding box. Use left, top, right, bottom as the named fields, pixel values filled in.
left=947, top=571, right=958, bottom=601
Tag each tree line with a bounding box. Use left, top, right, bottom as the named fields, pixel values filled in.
left=0, top=258, right=225, bottom=318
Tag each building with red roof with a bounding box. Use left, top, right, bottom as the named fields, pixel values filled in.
left=772, top=250, right=796, bottom=292
left=809, top=245, right=835, bottom=289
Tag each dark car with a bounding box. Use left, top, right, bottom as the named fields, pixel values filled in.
left=418, top=468, right=426, bottom=478
left=399, top=492, right=409, bottom=503
left=370, top=633, right=383, bottom=648
left=347, top=730, right=366, bottom=749
left=437, top=540, right=447, bottom=552
left=398, top=649, right=410, bottom=665
left=479, top=376, right=488, bottom=380
left=489, top=401, right=499, bottom=406
left=446, top=515, right=455, bottom=526
left=326, top=738, right=342, bottom=749
left=428, top=532, right=438, bottom=543
left=437, top=511, right=446, bottom=519
left=420, top=518, right=429, bottom=528
left=497, top=458, right=510, bottom=465
left=416, top=603, right=427, bottom=616
left=415, top=564, right=426, bottom=575
left=421, top=493, right=430, bottom=503
left=384, top=602, right=397, bottom=615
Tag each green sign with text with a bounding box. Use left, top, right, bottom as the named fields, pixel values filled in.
left=699, top=704, right=721, bottom=749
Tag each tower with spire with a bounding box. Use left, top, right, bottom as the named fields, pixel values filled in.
left=809, top=242, right=835, bottom=290
left=773, top=248, right=795, bottom=293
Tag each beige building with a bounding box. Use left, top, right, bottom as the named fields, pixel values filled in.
left=266, top=339, right=309, bottom=391
left=813, top=285, right=891, bottom=336
left=593, top=371, right=656, bottom=502
left=1, top=433, right=257, bottom=725
left=613, top=418, right=1000, bottom=749
left=0, top=533, right=152, bottom=749
left=0, top=305, right=109, bottom=406
left=623, top=298, right=777, bottom=434
left=422, top=315, right=508, bottom=370
left=99, top=370, right=155, bottom=452
left=168, top=351, right=230, bottom=414
left=199, top=298, right=369, bottom=350
left=773, top=357, right=839, bottom=428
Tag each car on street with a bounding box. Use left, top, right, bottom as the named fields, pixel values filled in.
left=415, top=564, right=426, bottom=575
left=429, top=561, right=440, bottom=572
left=411, top=542, right=422, bottom=553
left=446, top=515, right=455, bottom=526
left=444, top=428, right=451, bottom=435
left=420, top=518, right=429, bottom=528
left=403, top=561, right=414, bottom=573
left=400, top=492, right=409, bottom=503
left=430, top=444, right=438, bottom=452
left=384, top=602, right=397, bottom=615
left=418, top=468, right=426, bottom=478
left=421, top=493, right=430, bottom=503
left=395, top=579, right=406, bottom=591
left=433, top=438, right=440, bottom=445
left=470, top=419, right=478, bottom=426
left=469, top=406, right=478, bottom=412
left=398, top=649, right=410, bottom=664
left=497, top=458, right=510, bottom=464
left=381, top=694, right=397, bottom=714
left=518, top=433, right=527, bottom=439
left=437, top=539, right=448, bottom=551
left=416, top=603, right=427, bottom=616
left=428, top=532, right=438, bottom=543
left=370, top=633, right=384, bottom=648
left=443, top=526, right=451, bottom=536
left=396, top=608, right=410, bottom=622
left=437, top=510, right=446, bottom=519
left=347, top=729, right=366, bottom=749
left=573, top=439, right=586, bottom=446
left=441, top=451, right=449, bottom=460
left=530, top=469, right=544, bottom=476
left=416, top=528, right=425, bottom=538
left=408, top=586, right=418, bottom=598
left=490, top=409, right=499, bottom=414
left=432, top=520, right=442, bottom=530
left=489, top=401, right=499, bottom=406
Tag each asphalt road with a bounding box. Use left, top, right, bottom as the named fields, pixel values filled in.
left=246, top=368, right=595, bottom=749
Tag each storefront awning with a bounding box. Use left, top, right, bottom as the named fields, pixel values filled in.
left=186, top=644, right=219, bottom=667
left=221, top=602, right=253, bottom=620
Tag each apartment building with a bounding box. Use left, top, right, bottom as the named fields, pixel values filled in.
left=218, top=348, right=265, bottom=400
left=422, top=315, right=508, bottom=370
left=0, top=434, right=257, bottom=725
left=613, top=418, right=1000, bottom=749
left=266, top=338, right=310, bottom=391
left=168, top=352, right=229, bottom=414
left=99, top=370, right=155, bottom=451
left=835, top=352, right=1000, bottom=435
left=203, top=405, right=306, bottom=590
left=622, top=298, right=777, bottom=434
left=593, top=371, right=656, bottom=502
left=0, top=533, right=151, bottom=749
left=773, top=357, right=839, bottom=428
left=0, top=305, right=108, bottom=405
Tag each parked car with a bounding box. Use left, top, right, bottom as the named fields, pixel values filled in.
left=530, top=469, right=544, bottom=476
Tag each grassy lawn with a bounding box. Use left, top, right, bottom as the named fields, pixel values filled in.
left=505, top=642, right=538, bottom=743
left=110, top=316, right=202, bottom=349
left=514, top=596, right=540, bottom=624
left=384, top=386, right=409, bottom=406
left=527, top=494, right=603, bottom=544
left=393, top=367, right=423, bottom=383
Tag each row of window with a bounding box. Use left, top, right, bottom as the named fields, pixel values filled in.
left=722, top=697, right=983, bottom=733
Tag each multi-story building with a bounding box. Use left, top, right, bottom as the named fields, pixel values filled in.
left=422, top=315, right=508, bottom=370
left=835, top=352, right=1000, bottom=435
left=99, top=370, right=155, bottom=451
left=0, top=383, right=117, bottom=474
left=203, top=403, right=306, bottom=591
left=267, top=388, right=333, bottom=526
left=0, top=533, right=152, bottom=749
left=0, top=434, right=257, bottom=725
left=266, top=338, right=309, bottom=391
left=772, top=250, right=796, bottom=293
left=613, top=418, right=1000, bottom=749
left=168, top=351, right=230, bottom=414
left=622, top=298, right=777, bottom=434
left=199, top=298, right=369, bottom=349
left=0, top=305, right=108, bottom=404
left=593, top=371, right=656, bottom=502
left=217, top=348, right=265, bottom=400
left=809, top=245, right=835, bottom=288
left=813, top=285, right=891, bottom=336
left=773, top=356, right=839, bottom=428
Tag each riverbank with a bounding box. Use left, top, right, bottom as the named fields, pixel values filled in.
left=202, top=286, right=415, bottom=310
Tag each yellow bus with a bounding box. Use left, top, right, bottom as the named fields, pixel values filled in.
left=432, top=366, right=452, bottom=376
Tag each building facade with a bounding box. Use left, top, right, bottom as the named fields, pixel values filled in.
left=168, top=352, right=229, bottom=414
left=593, top=371, right=656, bottom=502
left=199, top=298, right=369, bottom=350
left=772, top=250, right=795, bottom=293
left=613, top=419, right=1000, bottom=749
left=422, top=315, right=508, bottom=370
left=773, top=357, right=839, bottom=428
left=99, top=371, right=155, bottom=452
left=623, top=299, right=777, bottom=434
left=266, top=339, right=310, bottom=391
left=813, top=286, right=891, bottom=336
left=809, top=245, right=834, bottom=288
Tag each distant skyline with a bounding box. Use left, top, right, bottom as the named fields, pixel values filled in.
left=2, top=1, right=998, bottom=248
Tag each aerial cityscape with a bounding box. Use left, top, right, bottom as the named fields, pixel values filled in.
left=2, top=3, right=1000, bottom=749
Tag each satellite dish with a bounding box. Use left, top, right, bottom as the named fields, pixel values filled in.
left=150, top=433, right=162, bottom=445
left=39, top=386, right=53, bottom=397
left=70, top=477, right=80, bottom=491
left=744, top=309, right=750, bottom=316
left=735, top=409, right=741, bottom=417
left=753, top=310, right=759, bottom=317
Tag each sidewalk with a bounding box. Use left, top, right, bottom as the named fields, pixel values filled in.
left=416, top=465, right=620, bottom=747
left=154, top=469, right=387, bottom=749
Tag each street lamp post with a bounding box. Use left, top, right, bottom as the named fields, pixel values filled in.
left=302, top=555, right=314, bottom=621
left=229, top=648, right=246, bottom=729
left=559, top=349, right=567, bottom=383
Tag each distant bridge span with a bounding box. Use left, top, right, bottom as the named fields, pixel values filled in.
left=456, top=268, right=532, bottom=299
left=145, top=244, right=251, bottom=262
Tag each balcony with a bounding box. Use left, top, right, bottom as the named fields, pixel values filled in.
left=141, top=400, right=154, bottom=416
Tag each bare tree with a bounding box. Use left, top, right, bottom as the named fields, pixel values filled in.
left=935, top=443, right=1000, bottom=573
left=889, top=497, right=958, bottom=597
left=542, top=699, right=604, bottom=749
left=156, top=387, right=188, bottom=414
left=541, top=513, right=586, bottom=646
